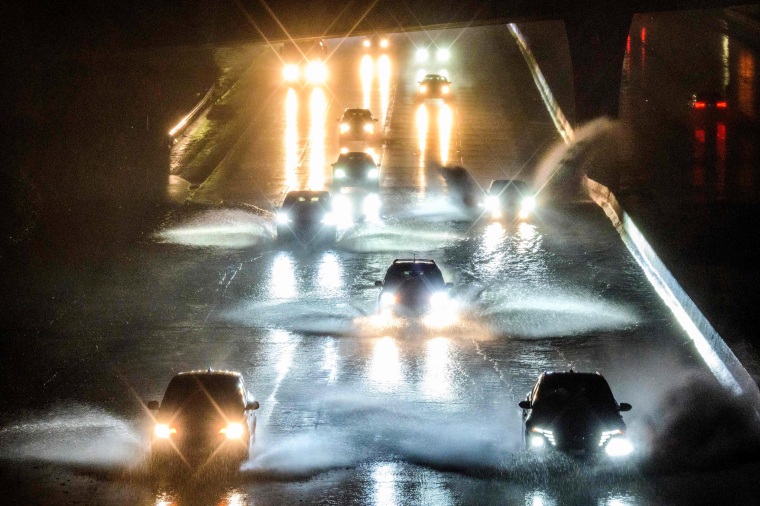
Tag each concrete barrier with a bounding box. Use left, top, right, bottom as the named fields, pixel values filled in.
left=585, top=175, right=760, bottom=411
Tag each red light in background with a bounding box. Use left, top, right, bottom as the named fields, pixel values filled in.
left=716, top=101, right=727, bottom=109
left=695, top=129, right=706, bottom=143
left=641, top=27, right=646, bottom=43
left=693, top=102, right=706, bottom=109
left=626, top=35, right=631, bottom=54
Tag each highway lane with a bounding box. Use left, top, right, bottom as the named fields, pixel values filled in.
left=1, top=22, right=758, bottom=506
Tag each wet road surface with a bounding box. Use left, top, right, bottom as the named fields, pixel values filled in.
left=2, top=18, right=760, bottom=506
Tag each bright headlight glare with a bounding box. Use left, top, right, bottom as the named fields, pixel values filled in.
left=155, top=424, right=176, bottom=439
left=429, top=291, right=449, bottom=307
left=380, top=292, right=396, bottom=306
left=485, top=196, right=499, bottom=211
left=275, top=212, right=290, bottom=224
left=306, top=62, right=327, bottom=83
left=419, top=85, right=427, bottom=93
left=442, top=85, right=450, bottom=94
left=521, top=196, right=536, bottom=213
left=605, top=437, right=634, bottom=457
left=364, top=123, right=374, bottom=134
left=339, top=123, right=350, bottom=133
left=437, top=48, right=450, bottom=61
left=368, top=168, right=379, bottom=179
left=380, top=39, right=389, bottom=48
left=283, top=64, right=299, bottom=82
left=321, top=212, right=335, bottom=225
left=530, top=435, right=545, bottom=448
left=363, top=39, right=371, bottom=48
left=416, top=48, right=429, bottom=62
left=334, top=168, right=346, bottom=179
left=220, top=422, right=245, bottom=439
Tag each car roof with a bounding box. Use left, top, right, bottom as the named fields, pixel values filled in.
left=392, top=258, right=436, bottom=265
left=343, top=108, right=372, bottom=116
left=175, top=369, right=242, bottom=380
left=489, top=179, right=531, bottom=192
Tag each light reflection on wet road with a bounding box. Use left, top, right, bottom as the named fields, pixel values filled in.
left=2, top=14, right=760, bottom=506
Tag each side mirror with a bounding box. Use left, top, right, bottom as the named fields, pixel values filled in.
left=619, top=402, right=632, bottom=412
left=445, top=282, right=453, bottom=288
left=245, top=401, right=260, bottom=411
left=374, top=280, right=383, bottom=287
left=147, top=400, right=160, bottom=410
left=518, top=400, right=531, bottom=410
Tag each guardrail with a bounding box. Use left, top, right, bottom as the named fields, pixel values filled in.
left=168, top=86, right=215, bottom=139
left=585, top=176, right=760, bottom=412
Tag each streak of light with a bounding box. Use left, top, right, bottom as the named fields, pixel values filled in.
left=416, top=104, right=428, bottom=193
left=317, top=251, right=343, bottom=293
left=421, top=337, right=453, bottom=401
left=369, top=336, right=402, bottom=390
left=271, top=253, right=297, bottom=299
left=438, top=103, right=453, bottom=166
left=738, top=48, right=755, bottom=118
left=308, top=87, right=328, bottom=189
left=223, top=491, right=247, bottom=506
left=372, top=462, right=399, bottom=506
left=323, top=339, right=338, bottom=383
left=515, top=222, right=540, bottom=255
left=285, top=88, right=299, bottom=188
left=259, top=329, right=297, bottom=425
left=378, top=54, right=391, bottom=124
left=722, top=34, right=730, bottom=91
left=361, top=54, right=374, bottom=110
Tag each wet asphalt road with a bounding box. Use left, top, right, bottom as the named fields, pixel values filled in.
left=2, top=18, right=760, bottom=506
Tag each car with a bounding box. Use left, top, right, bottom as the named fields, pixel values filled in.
left=147, top=370, right=260, bottom=467
left=275, top=190, right=336, bottom=243
left=414, top=46, right=451, bottom=63
left=690, top=92, right=728, bottom=113
left=417, top=74, right=452, bottom=100
left=362, top=34, right=389, bottom=50
left=281, top=39, right=328, bottom=85
left=331, top=151, right=380, bottom=191
left=338, top=108, right=379, bottom=143
left=482, top=179, right=537, bottom=220
left=519, top=371, right=633, bottom=458
left=374, top=258, right=454, bottom=318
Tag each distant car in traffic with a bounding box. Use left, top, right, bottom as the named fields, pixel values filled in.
left=331, top=151, right=380, bottom=191
left=690, top=92, right=728, bottom=126
left=482, top=179, right=537, bottom=220
left=519, top=370, right=633, bottom=458
left=147, top=370, right=260, bottom=467
left=281, top=39, right=328, bottom=85
left=275, top=190, right=337, bottom=243
left=363, top=34, right=389, bottom=50
left=417, top=74, right=452, bottom=101
left=374, top=258, right=454, bottom=318
left=338, top=108, right=379, bottom=143
left=415, top=46, right=451, bottom=63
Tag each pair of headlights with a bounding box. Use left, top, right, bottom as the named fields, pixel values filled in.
left=418, top=84, right=450, bottom=94
left=284, top=62, right=327, bottom=83
left=334, top=168, right=379, bottom=180
left=276, top=212, right=335, bottom=225
left=416, top=48, right=450, bottom=62
left=154, top=422, right=245, bottom=440
left=485, top=195, right=536, bottom=217
left=380, top=291, right=449, bottom=307
left=529, top=427, right=634, bottom=457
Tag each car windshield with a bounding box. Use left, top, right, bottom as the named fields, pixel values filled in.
left=424, top=75, right=446, bottom=82
left=283, top=194, right=329, bottom=209
left=160, top=374, right=245, bottom=418
left=533, top=374, right=617, bottom=412
left=383, top=262, right=444, bottom=289
left=337, top=153, right=374, bottom=167
left=489, top=181, right=531, bottom=196
left=343, top=110, right=372, bottom=122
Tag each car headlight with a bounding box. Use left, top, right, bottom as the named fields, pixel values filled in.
left=604, top=437, right=634, bottom=457
left=530, top=435, right=545, bottom=448
left=334, top=168, right=346, bottom=179
left=220, top=422, right=245, bottom=439
left=416, top=48, right=429, bottom=62
left=380, top=292, right=396, bottom=307
left=283, top=64, right=299, bottom=82
left=364, top=123, right=374, bottom=134
left=521, top=196, right=536, bottom=213
left=363, top=39, right=371, bottom=48
left=530, top=427, right=556, bottom=446
left=419, top=85, right=427, bottom=93
left=436, top=48, right=450, bottom=62
left=442, top=85, right=450, bottom=94
left=321, top=212, right=335, bottom=225
left=275, top=212, right=290, bottom=224
left=367, top=168, right=379, bottom=179
left=485, top=195, right=500, bottom=211
left=380, top=39, right=389, bottom=48
left=154, top=424, right=176, bottom=439
left=306, top=61, right=327, bottom=83
left=339, top=123, right=350, bottom=134
left=429, top=291, right=449, bottom=307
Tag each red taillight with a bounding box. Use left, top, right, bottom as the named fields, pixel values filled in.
left=693, top=102, right=706, bottom=109
left=716, top=101, right=727, bottom=109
